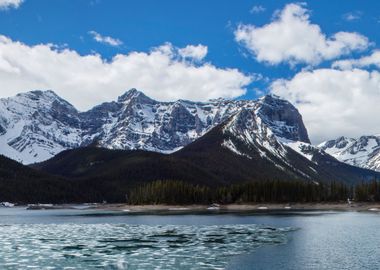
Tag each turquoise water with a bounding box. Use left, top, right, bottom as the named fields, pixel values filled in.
left=0, top=208, right=379, bottom=269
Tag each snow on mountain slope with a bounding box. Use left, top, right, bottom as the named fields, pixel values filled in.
left=222, top=95, right=312, bottom=158
left=0, top=90, right=82, bottom=164
left=283, top=141, right=315, bottom=161
left=80, top=89, right=257, bottom=153
left=217, top=95, right=380, bottom=183
left=319, top=136, right=380, bottom=172
left=0, top=89, right=335, bottom=169
left=0, top=89, right=258, bottom=164
left=220, top=94, right=321, bottom=178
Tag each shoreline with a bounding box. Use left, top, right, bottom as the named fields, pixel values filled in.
left=16, top=202, right=380, bottom=212
left=97, top=203, right=380, bottom=212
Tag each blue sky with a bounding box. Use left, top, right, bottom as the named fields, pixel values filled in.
left=1, top=0, right=380, bottom=142
left=1, top=0, right=378, bottom=98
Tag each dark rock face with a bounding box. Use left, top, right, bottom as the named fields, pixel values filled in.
left=322, top=136, right=352, bottom=150
left=50, top=100, right=81, bottom=128
left=257, top=95, right=310, bottom=144
left=0, top=123, right=5, bottom=136
left=79, top=101, right=123, bottom=145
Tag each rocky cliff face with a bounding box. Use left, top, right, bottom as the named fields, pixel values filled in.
left=256, top=95, right=310, bottom=144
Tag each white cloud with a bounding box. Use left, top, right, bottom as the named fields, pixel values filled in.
left=0, top=35, right=252, bottom=111
left=235, top=3, right=369, bottom=66
left=342, top=11, right=362, bottom=22
left=88, top=31, right=123, bottom=47
left=178, top=44, right=208, bottom=61
left=0, top=0, right=23, bottom=9
left=271, top=68, right=380, bottom=143
left=333, top=50, right=380, bottom=70
left=250, top=5, right=265, bottom=14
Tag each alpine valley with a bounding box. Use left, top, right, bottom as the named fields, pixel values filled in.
left=0, top=89, right=379, bottom=203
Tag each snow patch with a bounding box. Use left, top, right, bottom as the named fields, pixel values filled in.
left=222, top=139, right=252, bottom=159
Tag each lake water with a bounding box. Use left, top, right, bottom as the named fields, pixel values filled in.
left=0, top=208, right=379, bottom=269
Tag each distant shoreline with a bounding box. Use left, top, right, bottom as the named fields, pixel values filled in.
left=17, top=202, right=380, bottom=213
left=97, top=203, right=380, bottom=212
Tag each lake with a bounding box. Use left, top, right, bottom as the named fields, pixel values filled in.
left=0, top=208, right=379, bottom=269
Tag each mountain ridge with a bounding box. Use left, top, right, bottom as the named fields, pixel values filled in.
left=2, top=88, right=380, bottom=182
left=0, top=88, right=377, bottom=203
left=319, top=135, right=380, bottom=172
left=0, top=89, right=305, bottom=164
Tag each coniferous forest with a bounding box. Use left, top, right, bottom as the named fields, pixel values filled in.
left=127, top=179, right=380, bottom=205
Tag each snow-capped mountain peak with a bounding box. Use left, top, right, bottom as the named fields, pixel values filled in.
left=319, top=135, right=380, bottom=171
left=256, top=94, right=310, bottom=144
left=221, top=95, right=318, bottom=171
left=0, top=90, right=82, bottom=164
left=117, top=88, right=155, bottom=104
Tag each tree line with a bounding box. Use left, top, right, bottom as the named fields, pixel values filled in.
left=127, top=179, right=380, bottom=205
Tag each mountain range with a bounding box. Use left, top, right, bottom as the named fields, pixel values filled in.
left=2, top=89, right=380, bottom=173
left=0, top=89, right=260, bottom=164
left=0, top=88, right=317, bottom=164
left=0, top=89, right=379, bottom=203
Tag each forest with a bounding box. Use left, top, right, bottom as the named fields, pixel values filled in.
left=127, top=179, right=380, bottom=205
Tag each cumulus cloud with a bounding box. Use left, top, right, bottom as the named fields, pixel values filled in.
left=88, top=31, right=123, bottom=47
left=0, top=36, right=252, bottom=111
left=235, top=3, right=369, bottom=66
left=333, top=50, right=380, bottom=70
left=271, top=68, right=380, bottom=143
left=178, top=44, right=208, bottom=61
left=250, top=5, right=265, bottom=14
left=0, top=0, right=23, bottom=9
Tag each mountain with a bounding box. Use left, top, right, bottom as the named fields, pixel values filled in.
left=0, top=90, right=82, bottom=164
left=319, top=136, right=380, bottom=172
left=173, top=95, right=317, bottom=182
